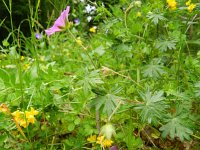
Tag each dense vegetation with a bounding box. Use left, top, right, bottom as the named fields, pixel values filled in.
left=0, top=0, right=200, bottom=149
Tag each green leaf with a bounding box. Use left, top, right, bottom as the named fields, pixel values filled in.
left=2, top=40, right=9, bottom=47
left=0, top=134, right=7, bottom=144
left=194, top=81, right=200, bottom=97
left=77, top=69, right=104, bottom=94
left=135, top=89, right=168, bottom=124
left=155, top=39, right=176, bottom=52
left=123, top=121, right=143, bottom=149
left=68, top=123, right=75, bottom=132
left=91, top=94, right=120, bottom=116
left=90, top=87, right=123, bottom=116
left=93, top=45, right=105, bottom=56
left=159, top=113, right=193, bottom=141
left=0, top=79, right=5, bottom=90
left=142, top=59, right=166, bottom=79
left=74, top=118, right=81, bottom=125
left=147, top=12, right=166, bottom=25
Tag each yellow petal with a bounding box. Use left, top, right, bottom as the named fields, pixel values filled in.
left=87, top=135, right=97, bottom=143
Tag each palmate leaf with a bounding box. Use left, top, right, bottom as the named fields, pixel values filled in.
left=135, top=89, right=168, bottom=124
left=142, top=59, right=166, bottom=79
left=90, top=87, right=123, bottom=116
left=147, top=12, right=166, bottom=25
left=77, top=69, right=104, bottom=94
left=155, top=39, right=177, bottom=52
left=159, top=113, right=193, bottom=141
left=91, top=94, right=122, bottom=116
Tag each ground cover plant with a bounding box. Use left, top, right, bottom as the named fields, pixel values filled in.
left=0, top=0, right=200, bottom=149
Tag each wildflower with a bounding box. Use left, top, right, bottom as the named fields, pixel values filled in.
left=103, top=139, right=114, bottom=148
left=87, top=135, right=97, bottom=143
left=100, top=123, right=116, bottom=140
left=20, top=56, right=25, bottom=61
left=110, top=145, right=119, bottom=150
left=87, top=16, right=92, bottom=22
left=45, top=6, right=70, bottom=36
left=11, top=107, right=39, bottom=128
left=20, top=119, right=29, bottom=128
left=35, top=33, right=42, bottom=39
left=25, top=111, right=36, bottom=124
left=76, top=38, right=83, bottom=45
left=102, top=66, right=112, bottom=76
left=89, top=26, right=97, bottom=33
left=23, top=64, right=30, bottom=70
left=96, top=135, right=105, bottom=146
left=12, top=110, right=22, bottom=119
left=0, top=103, right=9, bottom=114
left=136, top=12, right=142, bottom=17
left=134, top=1, right=142, bottom=7
left=188, top=3, right=196, bottom=12
left=167, top=0, right=177, bottom=10
left=74, top=18, right=80, bottom=25
left=29, top=107, right=39, bottom=116
left=85, top=4, right=96, bottom=14
left=96, top=136, right=114, bottom=148
left=186, top=0, right=191, bottom=6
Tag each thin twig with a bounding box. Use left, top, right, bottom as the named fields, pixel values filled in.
left=108, top=100, right=122, bottom=121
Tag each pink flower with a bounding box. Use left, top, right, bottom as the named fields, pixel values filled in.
left=45, top=6, right=70, bottom=36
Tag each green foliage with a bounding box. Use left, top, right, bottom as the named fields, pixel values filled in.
left=160, top=107, right=194, bottom=141
left=90, top=88, right=123, bottom=116
left=0, top=0, right=200, bottom=149
left=135, top=89, right=167, bottom=124
left=147, top=12, right=166, bottom=25
left=155, top=39, right=177, bottom=52
left=142, top=59, right=166, bottom=79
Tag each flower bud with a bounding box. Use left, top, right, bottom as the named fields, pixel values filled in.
left=134, top=1, right=142, bottom=7
left=100, top=123, right=116, bottom=140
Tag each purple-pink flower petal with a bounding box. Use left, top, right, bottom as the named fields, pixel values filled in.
left=45, top=6, right=70, bottom=36
left=109, top=145, right=118, bottom=150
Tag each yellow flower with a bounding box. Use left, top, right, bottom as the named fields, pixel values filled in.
left=188, top=3, right=196, bottom=12
left=167, top=0, right=177, bottom=10
left=87, top=135, right=97, bottom=143
left=0, top=103, right=9, bottom=114
left=103, top=139, right=113, bottom=148
left=23, top=64, right=30, bottom=70
left=25, top=107, right=38, bottom=124
left=20, top=119, right=29, bottom=128
left=89, top=26, right=97, bottom=33
left=29, top=107, right=39, bottom=116
left=12, top=110, right=22, bottom=119
left=25, top=111, right=35, bottom=124
left=96, top=135, right=104, bottom=145
left=76, top=38, right=83, bottom=45
left=20, top=56, right=25, bottom=61
left=96, top=136, right=114, bottom=148
left=12, top=107, right=38, bottom=128
left=27, top=115, right=35, bottom=124
left=136, top=12, right=142, bottom=17
left=186, top=0, right=191, bottom=6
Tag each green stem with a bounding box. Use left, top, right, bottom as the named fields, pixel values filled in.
left=67, top=29, right=97, bottom=69
left=67, top=29, right=101, bottom=132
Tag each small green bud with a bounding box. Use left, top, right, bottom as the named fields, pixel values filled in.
left=134, top=1, right=142, bottom=7
left=100, top=123, right=116, bottom=139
